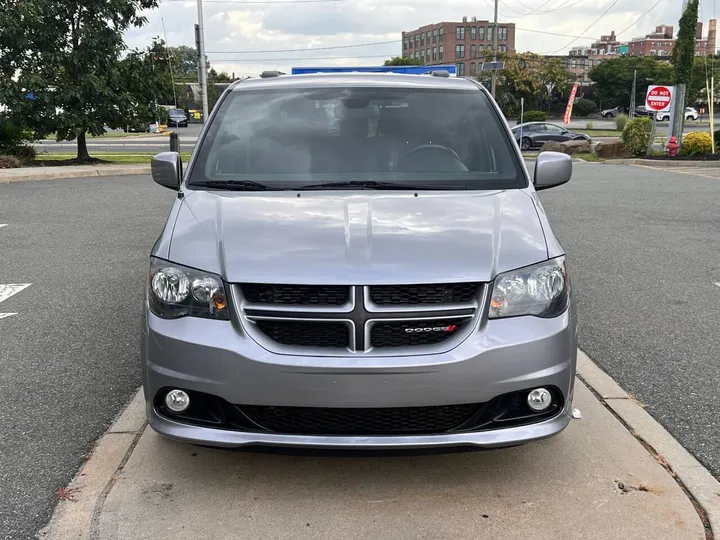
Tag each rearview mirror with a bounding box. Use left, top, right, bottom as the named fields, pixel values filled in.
left=151, top=152, right=182, bottom=191
left=534, top=151, right=572, bottom=191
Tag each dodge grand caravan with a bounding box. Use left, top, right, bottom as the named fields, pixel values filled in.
left=142, top=71, right=577, bottom=450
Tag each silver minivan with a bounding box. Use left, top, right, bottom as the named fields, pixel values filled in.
left=142, top=71, right=577, bottom=450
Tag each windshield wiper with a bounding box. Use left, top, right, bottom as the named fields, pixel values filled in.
left=190, top=180, right=271, bottom=191
left=296, top=180, right=464, bottom=191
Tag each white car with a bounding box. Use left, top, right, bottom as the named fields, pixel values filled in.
left=655, top=107, right=699, bottom=122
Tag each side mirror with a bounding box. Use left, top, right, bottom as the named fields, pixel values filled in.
left=534, top=151, right=572, bottom=191
left=151, top=152, right=182, bottom=191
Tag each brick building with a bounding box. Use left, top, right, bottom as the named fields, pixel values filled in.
left=627, top=21, right=717, bottom=57
left=402, top=16, right=516, bottom=77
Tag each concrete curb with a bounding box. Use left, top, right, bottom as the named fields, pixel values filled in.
left=577, top=350, right=720, bottom=537
left=37, top=389, right=147, bottom=540
left=605, top=158, right=720, bottom=168
left=0, top=166, right=150, bottom=184
left=39, top=351, right=720, bottom=539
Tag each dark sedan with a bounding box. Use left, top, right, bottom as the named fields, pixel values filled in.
left=167, top=108, right=189, bottom=128
left=511, top=122, right=591, bottom=151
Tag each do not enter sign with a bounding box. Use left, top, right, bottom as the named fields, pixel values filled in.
left=645, top=85, right=674, bottom=112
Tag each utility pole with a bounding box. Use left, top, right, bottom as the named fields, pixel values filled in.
left=196, top=0, right=210, bottom=123
left=629, top=69, right=637, bottom=118
left=490, top=0, right=499, bottom=98
left=161, top=18, right=178, bottom=108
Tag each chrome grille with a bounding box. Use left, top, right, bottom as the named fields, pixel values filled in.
left=237, top=283, right=483, bottom=354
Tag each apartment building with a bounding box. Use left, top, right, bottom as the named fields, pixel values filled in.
left=402, top=16, right=516, bottom=77
left=627, top=21, right=717, bottom=57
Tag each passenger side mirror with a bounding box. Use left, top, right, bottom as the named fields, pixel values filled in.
left=151, top=152, right=182, bottom=191
left=534, top=151, right=572, bottom=191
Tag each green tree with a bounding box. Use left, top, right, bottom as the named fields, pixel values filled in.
left=167, top=45, right=209, bottom=80
left=688, top=55, right=720, bottom=104
left=588, top=56, right=674, bottom=108
left=0, top=0, right=162, bottom=161
left=384, top=56, right=423, bottom=66
left=478, top=53, right=573, bottom=115
left=672, top=0, right=700, bottom=86
left=209, top=68, right=232, bottom=83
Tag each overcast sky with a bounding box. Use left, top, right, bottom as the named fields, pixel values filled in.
left=124, top=0, right=711, bottom=77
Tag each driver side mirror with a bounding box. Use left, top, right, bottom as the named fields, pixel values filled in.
left=534, top=151, right=572, bottom=191
left=151, top=152, right=182, bottom=191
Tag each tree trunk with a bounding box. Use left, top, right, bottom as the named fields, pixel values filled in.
left=76, top=132, right=90, bottom=161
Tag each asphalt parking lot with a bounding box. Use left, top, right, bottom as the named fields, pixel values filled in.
left=0, top=163, right=719, bottom=538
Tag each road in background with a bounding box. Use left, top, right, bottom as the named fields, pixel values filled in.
left=32, top=118, right=716, bottom=155
left=538, top=163, right=720, bottom=479
left=0, top=176, right=175, bottom=539
left=33, top=125, right=203, bottom=154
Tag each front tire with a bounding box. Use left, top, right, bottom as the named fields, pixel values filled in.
left=521, top=137, right=532, bottom=151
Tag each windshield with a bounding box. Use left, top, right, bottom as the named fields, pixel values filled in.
left=187, top=85, right=526, bottom=190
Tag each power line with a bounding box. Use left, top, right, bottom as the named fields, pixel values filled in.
left=210, top=54, right=390, bottom=61
left=484, top=0, right=584, bottom=18
left=204, top=26, right=600, bottom=58
left=205, top=39, right=399, bottom=54
left=615, top=0, right=664, bottom=37
left=543, top=0, right=621, bottom=54
left=163, top=0, right=348, bottom=4
left=515, top=27, right=599, bottom=40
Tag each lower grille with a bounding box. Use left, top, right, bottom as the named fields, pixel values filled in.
left=254, top=320, right=349, bottom=348
left=239, top=403, right=481, bottom=435
left=371, top=318, right=471, bottom=348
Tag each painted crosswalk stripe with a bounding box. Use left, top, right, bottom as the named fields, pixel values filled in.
left=0, top=284, right=32, bottom=319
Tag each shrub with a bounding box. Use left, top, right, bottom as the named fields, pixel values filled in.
left=0, top=118, right=26, bottom=155
left=621, top=117, right=652, bottom=156
left=586, top=121, right=594, bottom=130
left=573, top=99, right=598, bottom=117
left=680, top=131, right=713, bottom=156
left=520, top=110, right=547, bottom=122
left=0, top=155, right=21, bottom=169
left=615, top=114, right=629, bottom=131
left=13, top=145, right=36, bottom=163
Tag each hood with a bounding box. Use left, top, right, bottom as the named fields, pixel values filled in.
left=169, top=190, right=549, bottom=284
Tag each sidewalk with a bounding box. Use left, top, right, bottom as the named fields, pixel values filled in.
left=0, top=165, right=150, bottom=184
left=39, top=352, right=719, bottom=540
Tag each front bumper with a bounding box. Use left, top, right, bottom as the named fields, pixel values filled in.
left=141, top=306, right=578, bottom=449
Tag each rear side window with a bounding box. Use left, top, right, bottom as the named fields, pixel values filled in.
left=189, top=85, right=525, bottom=190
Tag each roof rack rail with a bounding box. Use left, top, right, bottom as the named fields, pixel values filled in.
left=423, top=70, right=450, bottom=78
left=260, top=70, right=283, bottom=78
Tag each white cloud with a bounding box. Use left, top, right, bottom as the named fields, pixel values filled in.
left=124, top=0, right=705, bottom=77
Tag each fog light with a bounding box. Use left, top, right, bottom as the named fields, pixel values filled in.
left=165, top=389, right=190, bottom=413
left=527, top=388, right=552, bottom=412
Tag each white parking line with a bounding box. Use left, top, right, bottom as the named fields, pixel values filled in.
left=0, top=284, right=32, bottom=319
left=0, top=224, right=6, bottom=228
left=715, top=282, right=720, bottom=288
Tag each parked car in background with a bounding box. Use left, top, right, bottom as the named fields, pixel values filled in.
left=633, top=105, right=654, bottom=118
left=601, top=106, right=627, bottom=118
left=168, top=108, right=188, bottom=128
left=512, top=122, right=591, bottom=150
left=654, top=107, right=699, bottom=122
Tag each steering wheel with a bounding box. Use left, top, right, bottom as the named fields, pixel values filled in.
left=395, top=144, right=466, bottom=172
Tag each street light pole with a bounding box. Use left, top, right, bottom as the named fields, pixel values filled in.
left=490, top=0, right=499, bottom=98
left=196, top=0, right=210, bottom=123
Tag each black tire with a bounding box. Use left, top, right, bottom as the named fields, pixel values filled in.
left=520, top=137, right=532, bottom=150
left=603, top=113, right=612, bottom=118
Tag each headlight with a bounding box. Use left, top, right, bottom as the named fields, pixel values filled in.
left=489, top=257, right=569, bottom=319
left=147, top=258, right=229, bottom=320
